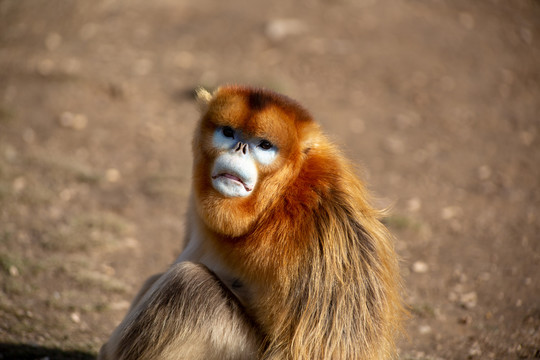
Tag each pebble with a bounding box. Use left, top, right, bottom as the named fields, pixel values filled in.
left=59, top=112, right=88, bottom=130
left=105, top=168, right=121, bottom=183
left=9, top=265, right=19, bottom=277
left=265, top=19, right=306, bottom=41
left=468, top=341, right=482, bottom=358
left=412, top=261, right=429, bottom=273
left=12, top=176, right=26, bottom=193
left=110, top=301, right=131, bottom=310
left=407, top=197, right=421, bottom=212
left=70, top=312, right=81, bottom=324
left=123, top=237, right=139, bottom=249
left=418, top=324, right=432, bottom=334
left=441, top=206, right=461, bottom=220
left=460, top=291, right=478, bottom=309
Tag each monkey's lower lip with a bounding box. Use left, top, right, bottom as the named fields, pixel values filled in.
left=212, top=173, right=252, bottom=192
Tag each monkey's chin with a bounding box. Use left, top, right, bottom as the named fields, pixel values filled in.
left=211, top=176, right=253, bottom=198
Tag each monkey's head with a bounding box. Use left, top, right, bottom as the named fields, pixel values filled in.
left=192, top=86, right=317, bottom=237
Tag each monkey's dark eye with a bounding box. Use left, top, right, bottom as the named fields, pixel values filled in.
left=258, top=140, right=273, bottom=150
left=222, top=126, right=235, bottom=138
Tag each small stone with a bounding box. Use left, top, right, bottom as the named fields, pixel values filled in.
left=412, top=261, right=429, bottom=274
left=70, top=312, right=81, bottom=323
left=515, top=299, right=522, bottom=307
left=8, top=265, right=19, bottom=277
left=441, top=206, right=461, bottom=220
left=460, top=291, right=478, bottom=309
left=59, top=112, right=88, bottom=130
left=105, top=168, right=121, bottom=183
left=468, top=341, right=482, bottom=358
left=418, top=324, right=432, bottom=334
left=407, top=197, right=421, bottom=212
left=12, top=176, right=26, bottom=193
left=110, top=301, right=131, bottom=310
left=265, top=19, right=306, bottom=41
left=59, top=188, right=76, bottom=202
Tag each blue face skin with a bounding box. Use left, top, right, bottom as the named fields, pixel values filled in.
left=211, top=126, right=278, bottom=198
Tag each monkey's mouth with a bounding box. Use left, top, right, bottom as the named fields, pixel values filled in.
left=212, top=173, right=253, bottom=192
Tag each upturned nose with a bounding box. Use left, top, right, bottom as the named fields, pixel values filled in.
left=234, top=142, right=248, bottom=155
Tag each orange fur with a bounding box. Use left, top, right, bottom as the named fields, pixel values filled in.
left=99, top=85, right=404, bottom=360
left=193, top=86, right=404, bottom=359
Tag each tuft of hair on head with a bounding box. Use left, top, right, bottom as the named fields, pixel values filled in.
left=195, top=87, right=213, bottom=113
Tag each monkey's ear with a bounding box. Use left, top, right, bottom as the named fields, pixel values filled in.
left=195, top=87, right=213, bottom=113
left=300, top=124, right=322, bottom=155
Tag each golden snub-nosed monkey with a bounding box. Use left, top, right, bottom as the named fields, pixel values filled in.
left=99, top=85, right=404, bottom=360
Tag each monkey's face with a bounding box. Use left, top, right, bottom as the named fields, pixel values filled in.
left=192, top=86, right=314, bottom=236
left=210, top=125, right=278, bottom=198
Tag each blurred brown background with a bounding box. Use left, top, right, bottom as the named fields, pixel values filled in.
left=0, top=0, right=539, bottom=358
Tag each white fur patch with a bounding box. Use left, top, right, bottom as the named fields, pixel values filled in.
left=211, top=153, right=257, bottom=197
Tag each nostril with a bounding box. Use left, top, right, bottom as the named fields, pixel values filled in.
left=235, top=142, right=242, bottom=152
left=242, top=144, right=247, bottom=155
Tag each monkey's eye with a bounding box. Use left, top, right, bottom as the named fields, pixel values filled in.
left=258, top=140, right=273, bottom=150
left=222, top=126, right=235, bottom=139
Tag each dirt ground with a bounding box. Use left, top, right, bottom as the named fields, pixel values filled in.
left=0, top=0, right=539, bottom=359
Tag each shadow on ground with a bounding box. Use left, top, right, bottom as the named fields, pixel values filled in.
left=0, top=343, right=95, bottom=360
